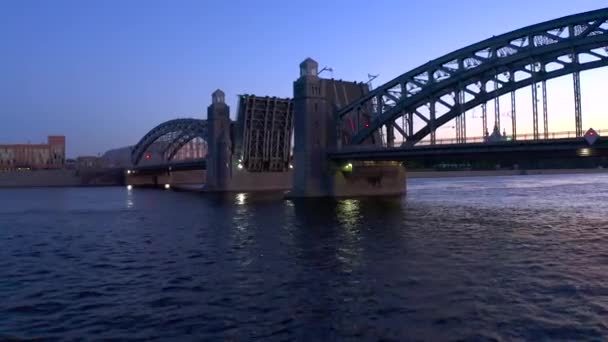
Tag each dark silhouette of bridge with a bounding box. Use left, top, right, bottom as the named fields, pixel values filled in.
left=127, top=8, right=608, bottom=196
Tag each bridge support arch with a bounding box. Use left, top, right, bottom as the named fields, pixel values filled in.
left=289, top=58, right=406, bottom=198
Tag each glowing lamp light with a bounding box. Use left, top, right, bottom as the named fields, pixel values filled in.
left=289, top=164, right=294, bottom=169
left=577, top=148, right=592, bottom=157
left=144, top=153, right=152, bottom=160
left=126, top=170, right=132, bottom=174
left=237, top=163, right=244, bottom=170
left=342, top=163, right=353, bottom=172
left=164, top=184, right=171, bottom=189
left=127, top=185, right=133, bottom=190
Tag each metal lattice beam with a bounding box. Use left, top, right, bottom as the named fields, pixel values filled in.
left=131, top=119, right=208, bottom=165
left=164, top=130, right=208, bottom=161
left=237, top=96, right=294, bottom=172
left=336, top=8, right=608, bottom=145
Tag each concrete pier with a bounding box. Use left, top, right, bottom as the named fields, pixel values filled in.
left=289, top=58, right=406, bottom=197
left=330, top=161, right=406, bottom=197
left=126, top=170, right=205, bottom=188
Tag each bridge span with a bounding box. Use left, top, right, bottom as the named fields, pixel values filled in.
left=126, top=8, right=608, bottom=197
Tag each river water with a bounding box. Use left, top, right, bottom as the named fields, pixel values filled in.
left=1, top=174, right=607, bottom=341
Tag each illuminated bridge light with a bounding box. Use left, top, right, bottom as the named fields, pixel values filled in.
left=577, top=148, right=592, bottom=157
left=164, top=184, right=171, bottom=189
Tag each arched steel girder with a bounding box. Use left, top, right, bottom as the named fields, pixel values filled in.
left=131, top=118, right=207, bottom=165
left=164, top=129, right=208, bottom=161
left=410, top=54, right=608, bottom=144
left=356, top=43, right=608, bottom=145
left=336, top=8, right=608, bottom=144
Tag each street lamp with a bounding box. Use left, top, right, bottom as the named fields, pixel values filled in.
left=317, top=67, right=333, bottom=76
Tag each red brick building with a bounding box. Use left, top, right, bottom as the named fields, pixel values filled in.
left=0, top=136, right=66, bottom=170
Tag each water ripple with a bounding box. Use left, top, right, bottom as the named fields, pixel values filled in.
left=0, top=175, right=607, bottom=340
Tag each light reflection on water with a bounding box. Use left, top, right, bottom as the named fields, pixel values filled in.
left=235, top=192, right=247, bottom=206
left=126, top=187, right=135, bottom=209
left=0, top=173, right=607, bottom=340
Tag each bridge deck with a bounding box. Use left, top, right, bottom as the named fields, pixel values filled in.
left=131, top=160, right=206, bottom=173
left=328, top=139, right=608, bottom=161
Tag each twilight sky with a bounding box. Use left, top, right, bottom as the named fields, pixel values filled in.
left=1, top=0, right=607, bottom=157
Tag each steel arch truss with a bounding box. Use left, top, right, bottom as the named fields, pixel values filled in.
left=336, top=8, right=608, bottom=145
left=131, top=119, right=208, bottom=165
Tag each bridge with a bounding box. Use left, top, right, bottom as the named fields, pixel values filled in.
left=127, top=8, right=608, bottom=196
left=127, top=91, right=295, bottom=190
left=329, top=136, right=608, bottom=162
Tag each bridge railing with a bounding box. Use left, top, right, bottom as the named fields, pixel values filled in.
left=409, top=129, right=607, bottom=146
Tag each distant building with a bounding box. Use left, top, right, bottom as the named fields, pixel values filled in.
left=65, top=158, right=77, bottom=170
left=76, top=156, right=102, bottom=169
left=0, top=136, right=66, bottom=170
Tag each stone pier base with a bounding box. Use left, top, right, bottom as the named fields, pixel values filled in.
left=332, top=162, right=406, bottom=197
left=203, top=166, right=292, bottom=192
left=127, top=170, right=206, bottom=188
left=288, top=162, right=407, bottom=198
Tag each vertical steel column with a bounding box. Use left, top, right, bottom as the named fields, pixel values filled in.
left=455, top=89, right=466, bottom=144
left=429, top=101, right=436, bottom=145
left=386, top=123, right=395, bottom=147
left=510, top=90, right=516, bottom=140
left=542, top=80, right=548, bottom=139
left=400, top=83, right=407, bottom=144
left=508, top=71, right=517, bottom=140
left=455, top=91, right=461, bottom=143
left=494, top=76, right=500, bottom=132
left=407, top=112, right=414, bottom=142
left=461, top=90, right=467, bottom=143
left=482, top=103, right=488, bottom=138
left=532, top=82, right=539, bottom=140
left=569, top=32, right=583, bottom=137
left=376, top=95, right=385, bottom=145
left=455, top=113, right=461, bottom=143
left=573, top=71, right=583, bottom=137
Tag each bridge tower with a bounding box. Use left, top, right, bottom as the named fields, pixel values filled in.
left=206, top=89, right=232, bottom=190
left=291, top=58, right=330, bottom=197
left=290, top=58, right=406, bottom=198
